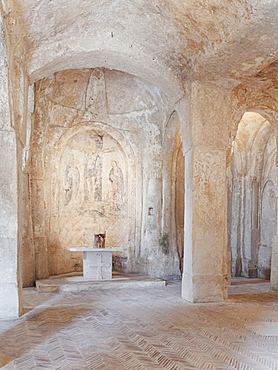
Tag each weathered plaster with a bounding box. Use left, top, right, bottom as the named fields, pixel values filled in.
left=182, top=82, right=231, bottom=303
left=2, top=0, right=278, bottom=317
left=0, top=14, right=22, bottom=318
left=29, top=68, right=182, bottom=282
left=228, top=112, right=278, bottom=280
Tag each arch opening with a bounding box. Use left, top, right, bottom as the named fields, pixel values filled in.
left=25, top=67, right=184, bottom=284
left=227, top=111, right=277, bottom=279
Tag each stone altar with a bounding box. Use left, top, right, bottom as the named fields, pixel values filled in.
left=68, top=247, right=123, bottom=279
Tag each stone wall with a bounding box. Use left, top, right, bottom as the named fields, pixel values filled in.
left=0, top=16, right=21, bottom=317
left=28, top=68, right=182, bottom=282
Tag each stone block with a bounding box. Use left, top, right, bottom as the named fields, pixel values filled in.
left=0, top=238, right=17, bottom=283
left=0, top=131, right=17, bottom=238
left=257, top=245, right=272, bottom=279
left=83, top=251, right=112, bottom=279
left=34, top=237, right=49, bottom=279
left=0, top=24, right=10, bottom=131
left=271, top=235, right=278, bottom=290
left=191, top=81, right=231, bottom=150
left=182, top=273, right=227, bottom=303
left=0, top=283, right=20, bottom=318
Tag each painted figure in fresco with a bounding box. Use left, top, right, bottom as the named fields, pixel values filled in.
left=63, top=133, right=118, bottom=210
left=83, top=135, right=116, bottom=203
left=85, top=154, right=103, bottom=202
left=109, top=160, right=124, bottom=211
left=64, top=164, right=80, bottom=205
left=63, top=158, right=81, bottom=206
left=64, top=164, right=73, bottom=206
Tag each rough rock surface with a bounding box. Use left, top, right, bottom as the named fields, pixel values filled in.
left=1, top=0, right=278, bottom=317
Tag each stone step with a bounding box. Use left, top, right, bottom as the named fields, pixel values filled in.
left=36, top=272, right=166, bottom=293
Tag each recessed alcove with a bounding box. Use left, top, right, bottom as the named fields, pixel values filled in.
left=227, top=112, right=277, bottom=280
left=26, top=68, right=184, bottom=284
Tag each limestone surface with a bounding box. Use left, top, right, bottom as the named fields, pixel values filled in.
left=1, top=0, right=278, bottom=318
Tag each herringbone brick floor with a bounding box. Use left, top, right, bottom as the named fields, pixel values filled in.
left=0, top=278, right=278, bottom=369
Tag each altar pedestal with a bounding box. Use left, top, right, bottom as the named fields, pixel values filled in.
left=68, top=247, right=122, bottom=280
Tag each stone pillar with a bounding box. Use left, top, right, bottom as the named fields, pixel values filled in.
left=179, top=82, right=231, bottom=302
left=21, top=85, right=36, bottom=287
left=271, top=143, right=278, bottom=290
left=271, top=235, right=278, bottom=290
left=271, top=184, right=278, bottom=289
left=0, top=20, right=22, bottom=317
left=231, top=177, right=242, bottom=276
left=0, top=131, right=21, bottom=318
left=271, top=199, right=278, bottom=288
left=249, top=177, right=260, bottom=277
left=30, top=84, right=49, bottom=280
left=140, top=171, right=163, bottom=275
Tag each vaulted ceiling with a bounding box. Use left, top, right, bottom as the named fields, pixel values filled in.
left=2, top=0, right=278, bottom=101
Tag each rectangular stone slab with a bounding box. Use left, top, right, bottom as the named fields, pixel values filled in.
left=68, top=247, right=123, bottom=252
left=68, top=247, right=123, bottom=279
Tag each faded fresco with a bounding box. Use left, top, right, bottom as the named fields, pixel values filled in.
left=30, top=68, right=181, bottom=279
left=60, top=132, right=126, bottom=217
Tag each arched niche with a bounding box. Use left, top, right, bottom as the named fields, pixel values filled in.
left=162, top=113, right=185, bottom=279
left=174, top=138, right=185, bottom=275
left=47, top=123, right=137, bottom=276
left=29, top=66, right=177, bottom=281
left=228, top=111, right=277, bottom=279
